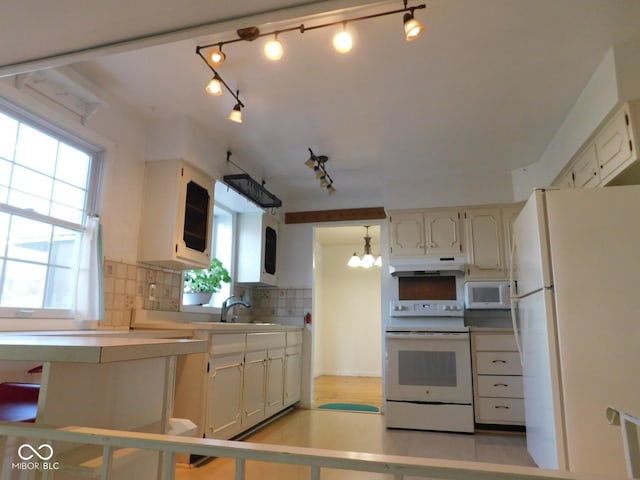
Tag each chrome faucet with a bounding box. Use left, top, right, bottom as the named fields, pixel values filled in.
left=220, top=295, right=251, bottom=322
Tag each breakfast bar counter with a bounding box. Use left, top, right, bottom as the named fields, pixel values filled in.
left=0, top=334, right=205, bottom=363
left=0, top=335, right=207, bottom=479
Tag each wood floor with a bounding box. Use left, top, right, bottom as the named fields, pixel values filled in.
left=176, top=375, right=535, bottom=479
left=313, top=375, right=383, bottom=409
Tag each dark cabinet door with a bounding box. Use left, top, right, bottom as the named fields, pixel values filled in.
left=264, top=226, right=277, bottom=275
left=183, top=180, right=210, bottom=253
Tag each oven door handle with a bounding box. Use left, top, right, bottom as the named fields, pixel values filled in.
left=385, top=332, right=469, bottom=340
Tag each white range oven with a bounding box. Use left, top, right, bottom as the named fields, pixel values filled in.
left=385, top=260, right=474, bottom=433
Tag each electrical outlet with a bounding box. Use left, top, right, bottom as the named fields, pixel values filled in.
left=148, top=283, right=157, bottom=301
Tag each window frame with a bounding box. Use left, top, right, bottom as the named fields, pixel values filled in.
left=181, top=200, right=237, bottom=313
left=0, top=99, right=103, bottom=319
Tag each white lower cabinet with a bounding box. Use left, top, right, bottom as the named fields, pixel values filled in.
left=175, top=328, right=302, bottom=444
left=266, top=347, right=286, bottom=416
left=471, top=330, right=525, bottom=426
left=206, top=351, right=244, bottom=439
left=284, top=331, right=303, bottom=407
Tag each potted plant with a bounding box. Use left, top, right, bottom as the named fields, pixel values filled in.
left=183, top=258, right=231, bottom=306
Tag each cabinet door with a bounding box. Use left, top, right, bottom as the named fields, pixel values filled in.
left=464, top=208, right=505, bottom=279
left=572, top=144, right=600, bottom=188
left=242, top=350, right=267, bottom=428
left=555, top=170, right=574, bottom=188
left=177, top=163, right=214, bottom=265
left=206, top=352, right=244, bottom=439
left=265, top=347, right=285, bottom=416
left=501, top=205, right=522, bottom=276
left=284, top=345, right=302, bottom=407
left=424, top=209, right=462, bottom=256
left=389, top=212, right=425, bottom=256
left=595, top=106, right=633, bottom=183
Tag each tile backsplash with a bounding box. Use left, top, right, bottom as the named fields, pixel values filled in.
left=101, top=258, right=311, bottom=329
left=103, top=258, right=182, bottom=328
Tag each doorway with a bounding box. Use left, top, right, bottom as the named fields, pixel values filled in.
left=312, top=224, right=383, bottom=410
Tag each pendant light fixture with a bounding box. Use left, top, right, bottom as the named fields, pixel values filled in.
left=348, top=226, right=381, bottom=268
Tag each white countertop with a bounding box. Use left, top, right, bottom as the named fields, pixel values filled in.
left=133, top=320, right=303, bottom=333
left=0, top=335, right=207, bottom=363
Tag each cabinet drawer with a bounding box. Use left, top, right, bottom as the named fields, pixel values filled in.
left=286, top=330, right=303, bottom=346
left=474, top=333, right=517, bottom=351
left=246, top=332, right=286, bottom=351
left=476, top=352, right=521, bottom=375
left=477, top=375, right=523, bottom=398
left=209, top=334, right=246, bottom=355
left=476, top=397, right=525, bottom=424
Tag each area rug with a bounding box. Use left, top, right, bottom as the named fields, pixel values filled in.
left=318, top=403, right=379, bottom=413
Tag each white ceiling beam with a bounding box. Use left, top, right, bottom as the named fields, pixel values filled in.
left=0, top=0, right=391, bottom=78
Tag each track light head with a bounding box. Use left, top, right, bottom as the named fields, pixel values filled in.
left=333, top=24, right=353, bottom=53
left=205, top=75, right=223, bottom=96
left=228, top=103, right=243, bottom=123
left=304, top=157, right=315, bottom=168
left=264, top=34, right=284, bottom=60
left=210, top=47, right=226, bottom=67
left=403, top=11, right=425, bottom=41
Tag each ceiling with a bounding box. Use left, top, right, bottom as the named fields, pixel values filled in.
left=4, top=0, right=640, bottom=210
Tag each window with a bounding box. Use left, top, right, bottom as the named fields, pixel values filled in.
left=0, top=105, right=100, bottom=317
left=209, top=205, right=233, bottom=308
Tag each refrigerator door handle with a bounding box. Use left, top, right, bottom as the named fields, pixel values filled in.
left=509, top=233, right=524, bottom=365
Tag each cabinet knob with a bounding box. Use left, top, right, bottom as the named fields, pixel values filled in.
left=491, top=359, right=507, bottom=364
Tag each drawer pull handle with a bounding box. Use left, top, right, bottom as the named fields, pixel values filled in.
left=491, top=359, right=507, bottom=363
left=495, top=405, right=510, bottom=410
left=493, top=383, right=509, bottom=387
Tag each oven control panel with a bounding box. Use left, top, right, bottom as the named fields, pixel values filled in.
left=390, top=300, right=463, bottom=317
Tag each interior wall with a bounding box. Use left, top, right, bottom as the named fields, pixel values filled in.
left=317, top=243, right=382, bottom=377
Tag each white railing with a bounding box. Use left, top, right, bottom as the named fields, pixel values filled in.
left=0, top=420, right=621, bottom=480
left=607, top=405, right=640, bottom=479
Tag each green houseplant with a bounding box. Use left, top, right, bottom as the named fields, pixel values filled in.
left=183, top=258, right=231, bottom=305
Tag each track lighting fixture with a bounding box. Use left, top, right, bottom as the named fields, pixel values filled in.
left=196, top=1, right=425, bottom=121
left=306, top=148, right=336, bottom=196
left=348, top=226, right=381, bottom=268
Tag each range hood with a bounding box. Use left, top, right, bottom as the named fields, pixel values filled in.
left=389, top=256, right=466, bottom=276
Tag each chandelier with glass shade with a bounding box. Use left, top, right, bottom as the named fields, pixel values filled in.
left=347, top=226, right=382, bottom=268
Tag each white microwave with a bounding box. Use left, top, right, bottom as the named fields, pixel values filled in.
left=464, top=281, right=510, bottom=310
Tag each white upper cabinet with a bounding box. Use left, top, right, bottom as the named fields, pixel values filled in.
left=138, top=160, right=214, bottom=269
left=390, top=209, right=461, bottom=257
left=237, top=213, right=279, bottom=285
left=464, top=208, right=504, bottom=279
left=464, top=204, right=523, bottom=280
left=553, top=101, right=640, bottom=189
left=595, top=104, right=634, bottom=182
left=389, top=211, right=425, bottom=256
left=572, top=144, right=600, bottom=188
left=424, top=209, right=462, bottom=256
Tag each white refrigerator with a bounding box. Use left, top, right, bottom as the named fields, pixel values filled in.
left=511, top=186, right=640, bottom=478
